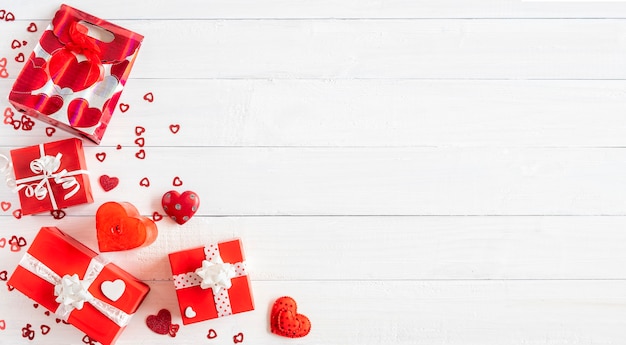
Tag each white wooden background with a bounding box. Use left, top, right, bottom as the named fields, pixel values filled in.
left=1, top=1, right=626, bottom=344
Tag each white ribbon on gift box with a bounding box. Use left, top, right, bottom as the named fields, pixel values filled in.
left=0, top=144, right=88, bottom=210
left=172, top=244, right=247, bottom=318
left=18, top=252, right=132, bottom=327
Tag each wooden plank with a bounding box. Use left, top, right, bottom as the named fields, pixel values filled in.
left=1, top=280, right=625, bottom=344
left=8, top=0, right=626, bottom=19
left=2, top=216, right=626, bottom=281
left=2, top=20, right=626, bottom=79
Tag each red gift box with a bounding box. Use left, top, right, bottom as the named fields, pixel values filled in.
left=8, top=4, right=144, bottom=144
left=8, top=227, right=150, bottom=345
left=169, top=239, right=254, bottom=325
left=10, top=138, right=93, bottom=215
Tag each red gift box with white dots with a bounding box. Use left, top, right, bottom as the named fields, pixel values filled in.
left=168, top=239, right=254, bottom=325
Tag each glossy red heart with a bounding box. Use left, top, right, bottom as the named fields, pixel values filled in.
left=48, top=49, right=103, bottom=91
left=161, top=190, right=200, bottom=225
left=11, top=57, right=48, bottom=92
left=96, top=201, right=158, bottom=252
left=9, top=92, right=64, bottom=116
left=99, top=175, right=119, bottom=192
left=270, top=296, right=311, bottom=338
left=67, top=98, right=102, bottom=128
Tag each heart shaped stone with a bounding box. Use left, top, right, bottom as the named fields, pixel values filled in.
left=96, top=201, right=158, bottom=252
left=161, top=190, right=200, bottom=225
left=270, top=296, right=311, bottom=338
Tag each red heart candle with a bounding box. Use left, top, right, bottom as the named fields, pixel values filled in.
left=96, top=202, right=158, bottom=252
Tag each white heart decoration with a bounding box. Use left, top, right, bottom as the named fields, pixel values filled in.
left=100, top=279, right=126, bottom=302
left=185, top=306, right=197, bottom=318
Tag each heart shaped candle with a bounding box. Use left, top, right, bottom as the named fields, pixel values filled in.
left=96, top=201, right=158, bottom=252
left=161, top=190, right=200, bottom=225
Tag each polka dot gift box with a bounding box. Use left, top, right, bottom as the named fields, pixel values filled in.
left=168, top=239, right=254, bottom=325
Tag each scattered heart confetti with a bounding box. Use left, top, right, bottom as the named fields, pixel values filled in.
left=82, top=335, right=97, bottom=345
left=169, top=124, right=180, bottom=134
left=12, top=209, right=22, bottom=219
left=95, top=152, right=106, bottom=162
left=172, top=176, right=183, bottom=186
left=116, top=144, right=122, bottom=150
left=7, top=283, right=14, bottom=291
left=1, top=201, right=10, bottom=211
left=161, top=190, right=200, bottom=225
left=44, top=311, right=50, bottom=316
left=0, top=10, right=4, bottom=19
left=233, top=333, right=244, bottom=344
left=152, top=211, right=163, bottom=221
left=20, top=115, right=34, bottom=131
left=50, top=209, right=66, bottom=220
left=0, top=57, right=6, bottom=67
left=33, top=303, right=38, bottom=308
left=207, top=329, right=217, bottom=339
left=143, top=92, right=154, bottom=102
left=45, top=127, right=55, bottom=137
left=0, top=238, right=5, bottom=248
left=270, top=296, right=311, bottom=338
left=119, top=103, right=129, bottom=112
left=4, top=107, right=14, bottom=124
left=139, top=177, right=150, bottom=187
left=135, top=126, right=145, bottom=136
left=99, top=175, right=119, bottom=192
left=134, top=137, right=145, bottom=147
left=0, top=319, right=5, bottom=330
left=40, top=325, right=50, bottom=335
left=15, top=52, right=24, bottom=63
left=0, top=271, right=7, bottom=281
left=11, top=39, right=21, bottom=49
left=4, top=12, right=14, bottom=22
left=21, top=324, right=34, bottom=340
left=0, top=57, right=8, bottom=78
left=27, top=22, right=37, bottom=32
left=135, top=149, right=146, bottom=160
left=146, top=309, right=179, bottom=337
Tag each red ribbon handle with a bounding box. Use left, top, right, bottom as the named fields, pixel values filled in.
left=65, top=22, right=102, bottom=65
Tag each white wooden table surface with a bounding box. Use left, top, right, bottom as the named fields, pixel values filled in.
left=1, top=1, right=626, bottom=344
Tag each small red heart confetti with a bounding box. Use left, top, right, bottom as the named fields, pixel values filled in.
left=82, top=335, right=97, bottom=345
left=139, top=177, right=150, bottom=187
left=15, top=53, right=24, bottom=63
left=0, top=319, right=5, bottom=330
left=233, top=333, right=244, bottom=344
left=45, top=127, right=55, bottom=137
left=119, top=103, right=129, bottom=113
left=11, top=39, right=21, bottom=49
left=162, top=190, right=200, bottom=225
left=21, top=324, right=34, bottom=340
left=40, top=325, right=50, bottom=335
left=11, top=119, right=20, bottom=130
left=50, top=209, right=66, bottom=220
left=27, top=22, right=37, bottom=32
left=1, top=201, right=10, bottom=211
left=0, top=237, right=5, bottom=248
left=4, top=107, right=14, bottom=124
left=12, top=209, right=22, bottom=219
left=135, top=126, right=145, bottom=136
left=143, top=92, right=154, bottom=102
left=99, top=175, right=119, bottom=192
left=44, top=311, right=50, bottom=316
left=95, top=152, right=106, bottom=162
left=0, top=57, right=6, bottom=67
left=146, top=309, right=179, bottom=337
left=207, top=329, right=217, bottom=339
left=0, top=271, right=7, bottom=281
left=7, top=283, right=14, bottom=291
left=0, top=69, right=8, bottom=79
left=135, top=149, right=146, bottom=160
left=20, top=115, right=34, bottom=131
left=270, top=296, right=311, bottom=338
left=33, top=303, right=39, bottom=309
left=116, top=144, right=122, bottom=150
left=5, top=12, right=15, bottom=22
left=172, top=176, right=183, bottom=186
left=134, top=137, right=145, bottom=147
left=152, top=212, right=163, bottom=221
left=0, top=10, right=4, bottom=19
left=169, top=124, right=180, bottom=134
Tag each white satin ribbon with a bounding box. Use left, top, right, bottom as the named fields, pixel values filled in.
left=173, top=244, right=247, bottom=318
left=18, top=252, right=132, bottom=327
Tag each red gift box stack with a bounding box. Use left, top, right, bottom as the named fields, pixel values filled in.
left=8, top=227, right=150, bottom=345
left=169, top=239, right=255, bottom=325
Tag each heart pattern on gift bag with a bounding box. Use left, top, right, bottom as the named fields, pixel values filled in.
left=96, top=201, right=158, bottom=252
left=270, top=296, right=311, bottom=338
left=161, top=190, right=200, bottom=225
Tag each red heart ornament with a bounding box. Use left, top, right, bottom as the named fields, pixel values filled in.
left=11, top=39, right=21, bottom=49
left=119, top=103, right=129, bottom=113
left=48, top=49, right=103, bottom=92
left=270, top=296, right=311, bottom=338
left=169, top=124, right=180, bottom=134
left=161, top=190, right=200, bottom=225
left=139, top=177, right=150, bottom=187
left=96, top=201, right=158, bottom=252
left=99, top=175, right=119, bottom=192
left=146, top=309, right=178, bottom=336
left=135, top=149, right=145, bottom=160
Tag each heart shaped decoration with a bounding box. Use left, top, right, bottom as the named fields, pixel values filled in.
left=40, top=325, right=50, bottom=335
left=207, top=329, right=217, bottom=339
left=184, top=306, right=196, bottom=318
left=0, top=271, right=7, bottom=281
left=96, top=201, right=158, bottom=252
left=0, top=237, right=5, bottom=248
left=161, top=190, right=200, bottom=225
left=99, top=175, right=119, bottom=192
left=101, top=279, right=126, bottom=301
left=146, top=309, right=179, bottom=337
left=270, top=296, right=311, bottom=338
left=1, top=201, right=10, bottom=211
left=45, top=127, right=55, bottom=137
left=0, top=319, right=5, bottom=330
left=233, top=333, right=244, bottom=344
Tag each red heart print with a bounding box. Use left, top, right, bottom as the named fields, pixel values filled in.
left=233, top=333, right=244, bottom=344
left=0, top=319, right=5, bottom=330
left=119, top=103, right=129, bottom=113
left=143, top=92, right=154, bottom=102
left=139, top=177, right=150, bottom=187
left=207, top=329, right=217, bottom=339
left=15, top=53, right=24, bottom=63
left=270, top=296, right=311, bottom=338
left=11, top=39, right=21, bottom=49
left=1, top=201, right=10, bottom=211
left=10, top=56, right=47, bottom=92
left=172, top=176, right=183, bottom=186
left=169, top=124, right=180, bottom=134
left=27, top=22, right=37, bottom=32
left=134, top=137, right=145, bottom=147
left=45, top=127, right=55, bottom=137
left=0, top=271, right=7, bottom=281
left=67, top=98, right=103, bottom=128
left=96, top=201, right=158, bottom=252
left=99, top=175, right=119, bottom=192
left=48, top=49, right=102, bottom=91
left=0, top=237, right=5, bottom=248
left=161, top=190, right=200, bottom=225
left=95, top=152, right=106, bottom=162
left=40, top=325, right=50, bottom=335
left=152, top=212, right=163, bottom=222
left=5, top=12, right=14, bottom=22
left=50, top=209, right=66, bottom=220
left=146, top=309, right=175, bottom=335
left=135, top=149, right=146, bottom=160
left=135, top=126, right=145, bottom=136
left=12, top=209, right=22, bottom=219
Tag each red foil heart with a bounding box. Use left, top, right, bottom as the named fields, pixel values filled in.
left=161, top=190, right=200, bottom=225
